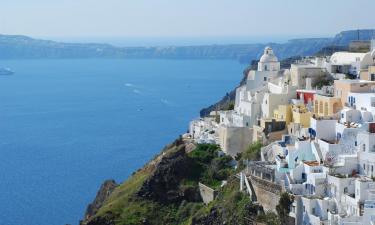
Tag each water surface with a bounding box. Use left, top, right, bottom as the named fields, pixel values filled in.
left=0, top=59, right=243, bottom=225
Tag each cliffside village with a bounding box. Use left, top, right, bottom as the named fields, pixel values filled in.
left=187, top=40, right=375, bottom=225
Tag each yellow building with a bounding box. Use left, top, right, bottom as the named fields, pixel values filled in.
left=313, top=94, right=342, bottom=117
left=291, top=104, right=311, bottom=128
left=273, top=104, right=292, bottom=124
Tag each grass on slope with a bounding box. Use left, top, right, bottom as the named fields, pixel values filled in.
left=93, top=143, right=230, bottom=225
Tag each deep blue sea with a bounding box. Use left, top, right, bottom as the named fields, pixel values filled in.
left=0, top=59, right=243, bottom=225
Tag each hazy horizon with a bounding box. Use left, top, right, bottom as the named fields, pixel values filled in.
left=1, top=0, right=375, bottom=39
left=38, top=34, right=332, bottom=47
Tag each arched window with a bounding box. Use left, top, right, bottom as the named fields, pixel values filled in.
left=319, top=102, right=323, bottom=114
left=264, top=65, right=268, bottom=71
left=324, top=102, right=329, bottom=116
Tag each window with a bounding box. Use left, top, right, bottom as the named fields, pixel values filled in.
left=364, top=164, right=366, bottom=170
left=264, top=77, right=267, bottom=81
left=372, top=165, right=374, bottom=172
left=341, top=113, right=344, bottom=118
left=363, top=144, right=366, bottom=152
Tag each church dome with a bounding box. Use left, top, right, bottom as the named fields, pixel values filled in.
left=259, top=46, right=278, bottom=63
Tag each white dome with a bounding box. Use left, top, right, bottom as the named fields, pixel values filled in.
left=259, top=47, right=278, bottom=63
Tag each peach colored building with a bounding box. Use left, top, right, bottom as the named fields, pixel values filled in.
left=334, top=79, right=375, bottom=106
left=360, top=66, right=375, bottom=81
left=313, top=94, right=342, bottom=117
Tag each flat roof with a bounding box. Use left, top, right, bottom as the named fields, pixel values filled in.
left=304, top=161, right=320, bottom=167
left=296, top=89, right=317, bottom=93
left=335, top=79, right=375, bottom=84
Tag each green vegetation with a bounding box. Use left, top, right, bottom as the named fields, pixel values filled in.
left=88, top=143, right=238, bottom=225
left=187, top=144, right=234, bottom=189
left=257, top=212, right=280, bottom=225
left=86, top=142, right=288, bottom=225
left=241, top=141, right=262, bottom=161
left=192, top=179, right=259, bottom=225
left=225, top=101, right=235, bottom=111
left=276, top=192, right=294, bottom=224
left=315, top=75, right=333, bottom=89
left=256, top=193, right=294, bottom=225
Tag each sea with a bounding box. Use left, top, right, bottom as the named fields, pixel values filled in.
left=0, top=59, right=244, bottom=225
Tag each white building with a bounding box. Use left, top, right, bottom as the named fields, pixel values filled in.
left=257, top=46, right=280, bottom=72
left=310, top=117, right=337, bottom=141
left=347, top=91, right=375, bottom=117
left=290, top=58, right=328, bottom=89
left=218, top=47, right=282, bottom=155
left=189, top=117, right=219, bottom=144
left=327, top=51, right=375, bottom=77
left=261, top=74, right=297, bottom=119
left=358, top=123, right=375, bottom=177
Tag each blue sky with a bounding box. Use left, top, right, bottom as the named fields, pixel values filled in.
left=1, top=0, right=375, bottom=39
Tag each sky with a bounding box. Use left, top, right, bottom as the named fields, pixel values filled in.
left=0, top=0, right=375, bottom=42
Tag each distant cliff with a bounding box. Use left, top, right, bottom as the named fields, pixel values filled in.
left=1, top=29, right=373, bottom=63
left=0, top=35, right=324, bottom=63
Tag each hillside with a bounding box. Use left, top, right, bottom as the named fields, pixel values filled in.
left=1, top=29, right=373, bottom=63
left=80, top=139, right=267, bottom=225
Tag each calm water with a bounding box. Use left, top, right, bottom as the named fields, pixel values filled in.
left=0, top=59, right=243, bottom=225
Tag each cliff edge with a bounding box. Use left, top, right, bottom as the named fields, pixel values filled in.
left=80, top=139, right=262, bottom=225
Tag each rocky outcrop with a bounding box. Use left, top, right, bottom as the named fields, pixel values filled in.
left=83, top=180, right=118, bottom=221
left=85, top=214, right=116, bottom=225
left=137, top=143, right=201, bottom=203
left=192, top=203, right=260, bottom=225
left=192, top=207, right=223, bottom=225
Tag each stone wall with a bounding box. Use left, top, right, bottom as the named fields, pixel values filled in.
left=198, top=182, right=218, bottom=204
left=249, top=175, right=281, bottom=212
left=219, top=126, right=253, bottom=157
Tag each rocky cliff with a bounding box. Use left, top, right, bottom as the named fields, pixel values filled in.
left=80, top=140, right=262, bottom=225
left=84, top=180, right=118, bottom=221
